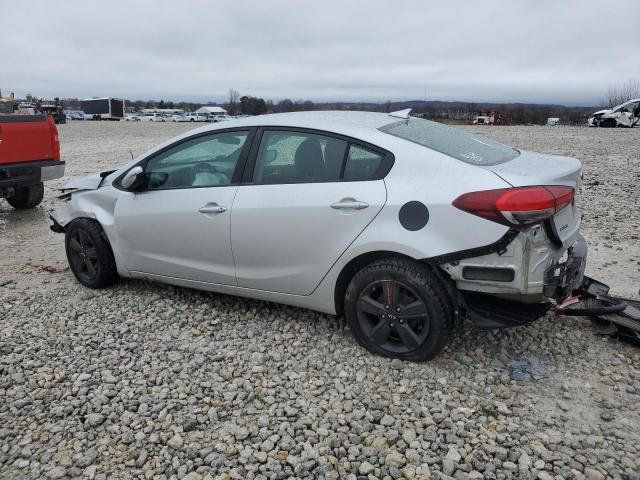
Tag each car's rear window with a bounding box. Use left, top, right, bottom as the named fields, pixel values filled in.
left=379, top=118, right=519, bottom=166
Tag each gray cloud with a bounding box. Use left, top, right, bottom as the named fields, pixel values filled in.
left=2, top=0, right=638, bottom=105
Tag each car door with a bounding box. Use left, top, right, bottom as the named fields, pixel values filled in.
left=231, top=128, right=390, bottom=295
left=113, top=129, right=253, bottom=285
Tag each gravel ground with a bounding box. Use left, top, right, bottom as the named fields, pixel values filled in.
left=1, top=122, right=639, bottom=480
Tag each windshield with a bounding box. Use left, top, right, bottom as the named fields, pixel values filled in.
left=379, top=118, right=519, bottom=166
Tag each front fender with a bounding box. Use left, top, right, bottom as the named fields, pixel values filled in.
left=50, top=187, right=130, bottom=277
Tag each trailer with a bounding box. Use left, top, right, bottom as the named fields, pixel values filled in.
left=80, top=98, right=125, bottom=121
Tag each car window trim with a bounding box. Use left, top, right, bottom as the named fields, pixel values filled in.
left=240, top=126, right=395, bottom=186
left=113, top=127, right=257, bottom=192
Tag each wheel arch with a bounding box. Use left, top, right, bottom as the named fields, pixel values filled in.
left=66, top=216, right=112, bottom=246
left=333, top=250, right=416, bottom=316
left=65, top=215, right=129, bottom=277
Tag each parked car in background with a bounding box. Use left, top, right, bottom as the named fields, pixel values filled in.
left=1, top=114, right=64, bottom=209
left=51, top=110, right=586, bottom=361
left=125, top=114, right=141, bottom=122
left=588, top=99, right=640, bottom=127
left=138, top=113, right=164, bottom=122
left=174, top=113, right=207, bottom=122
left=210, top=114, right=233, bottom=123
left=164, top=114, right=183, bottom=122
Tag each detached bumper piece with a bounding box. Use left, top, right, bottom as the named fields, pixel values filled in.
left=463, top=291, right=551, bottom=331
left=597, top=298, right=640, bottom=343
left=556, top=276, right=640, bottom=343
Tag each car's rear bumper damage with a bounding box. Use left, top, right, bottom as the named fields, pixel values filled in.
left=437, top=226, right=588, bottom=329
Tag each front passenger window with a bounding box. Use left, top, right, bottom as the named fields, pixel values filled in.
left=144, top=131, right=248, bottom=189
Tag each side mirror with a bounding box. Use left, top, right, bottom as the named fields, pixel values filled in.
left=121, top=166, right=145, bottom=190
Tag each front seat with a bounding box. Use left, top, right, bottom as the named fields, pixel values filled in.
left=294, top=138, right=325, bottom=180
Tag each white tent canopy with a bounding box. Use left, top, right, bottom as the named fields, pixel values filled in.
left=195, top=106, right=227, bottom=115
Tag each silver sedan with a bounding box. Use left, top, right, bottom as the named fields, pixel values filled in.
left=51, top=110, right=586, bottom=360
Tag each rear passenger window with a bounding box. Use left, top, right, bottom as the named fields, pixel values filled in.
left=253, top=131, right=347, bottom=184
left=343, top=145, right=384, bottom=180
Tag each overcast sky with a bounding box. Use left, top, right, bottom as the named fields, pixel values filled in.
left=2, top=0, right=638, bottom=106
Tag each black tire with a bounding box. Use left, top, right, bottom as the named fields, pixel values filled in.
left=344, top=258, right=453, bottom=361
left=602, top=118, right=617, bottom=128
left=6, top=182, right=44, bottom=209
left=65, top=218, right=119, bottom=288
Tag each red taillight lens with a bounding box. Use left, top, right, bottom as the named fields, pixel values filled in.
left=49, top=117, right=60, bottom=160
left=452, top=186, right=574, bottom=227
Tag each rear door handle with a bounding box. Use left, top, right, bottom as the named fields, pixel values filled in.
left=331, top=199, right=369, bottom=210
left=198, top=202, right=227, bottom=214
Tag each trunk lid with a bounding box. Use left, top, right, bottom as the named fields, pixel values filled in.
left=485, top=150, right=583, bottom=248
left=485, top=150, right=582, bottom=189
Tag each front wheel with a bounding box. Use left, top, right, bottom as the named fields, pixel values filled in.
left=602, top=118, right=617, bottom=128
left=65, top=219, right=119, bottom=288
left=344, top=258, right=453, bottom=361
left=6, top=182, right=44, bottom=209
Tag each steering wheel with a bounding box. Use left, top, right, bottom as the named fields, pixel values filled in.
left=192, top=162, right=230, bottom=184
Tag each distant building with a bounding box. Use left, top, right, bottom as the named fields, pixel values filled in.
left=546, top=117, right=560, bottom=126
left=195, top=106, right=227, bottom=117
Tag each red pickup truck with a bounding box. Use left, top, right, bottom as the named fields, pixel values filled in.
left=0, top=114, right=64, bottom=209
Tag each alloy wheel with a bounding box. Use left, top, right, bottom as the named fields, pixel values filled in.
left=68, top=229, right=99, bottom=282
left=356, top=279, right=430, bottom=354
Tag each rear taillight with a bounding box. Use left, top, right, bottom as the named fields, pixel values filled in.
left=48, top=117, right=60, bottom=160
left=452, top=186, right=574, bottom=228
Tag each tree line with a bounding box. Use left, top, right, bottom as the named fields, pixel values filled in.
left=57, top=78, right=639, bottom=125
left=55, top=95, right=598, bottom=124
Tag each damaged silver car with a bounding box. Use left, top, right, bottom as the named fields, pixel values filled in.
left=588, top=98, right=640, bottom=127
left=51, top=111, right=593, bottom=360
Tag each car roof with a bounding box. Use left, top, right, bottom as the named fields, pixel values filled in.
left=194, top=111, right=399, bottom=138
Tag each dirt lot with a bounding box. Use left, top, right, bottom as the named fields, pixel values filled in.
left=1, top=122, right=639, bottom=480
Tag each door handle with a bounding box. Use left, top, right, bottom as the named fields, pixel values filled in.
left=198, top=203, right=227, bottom=214
left=331, top=199, right=369, bottom=210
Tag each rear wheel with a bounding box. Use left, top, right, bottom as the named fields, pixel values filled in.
left=65, top=219, right=119, bottom=288
left=344, top=258, right=453, bottom=361
left=6, top=182, right=44, bottom=209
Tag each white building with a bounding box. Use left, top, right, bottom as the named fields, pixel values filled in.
left=195, top=106, right=227, bottom=117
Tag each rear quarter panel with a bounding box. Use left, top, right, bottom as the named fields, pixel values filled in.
left=304, top=139, right=512, bottom=314
left=350, top=139, right=511, bottom=259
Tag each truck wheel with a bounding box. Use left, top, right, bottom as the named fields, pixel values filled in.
left=344, top=258, right=453, bottom=361
left=6, top=182, right=44, bottom=209
left=65, top=218, right=119, bottom=288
